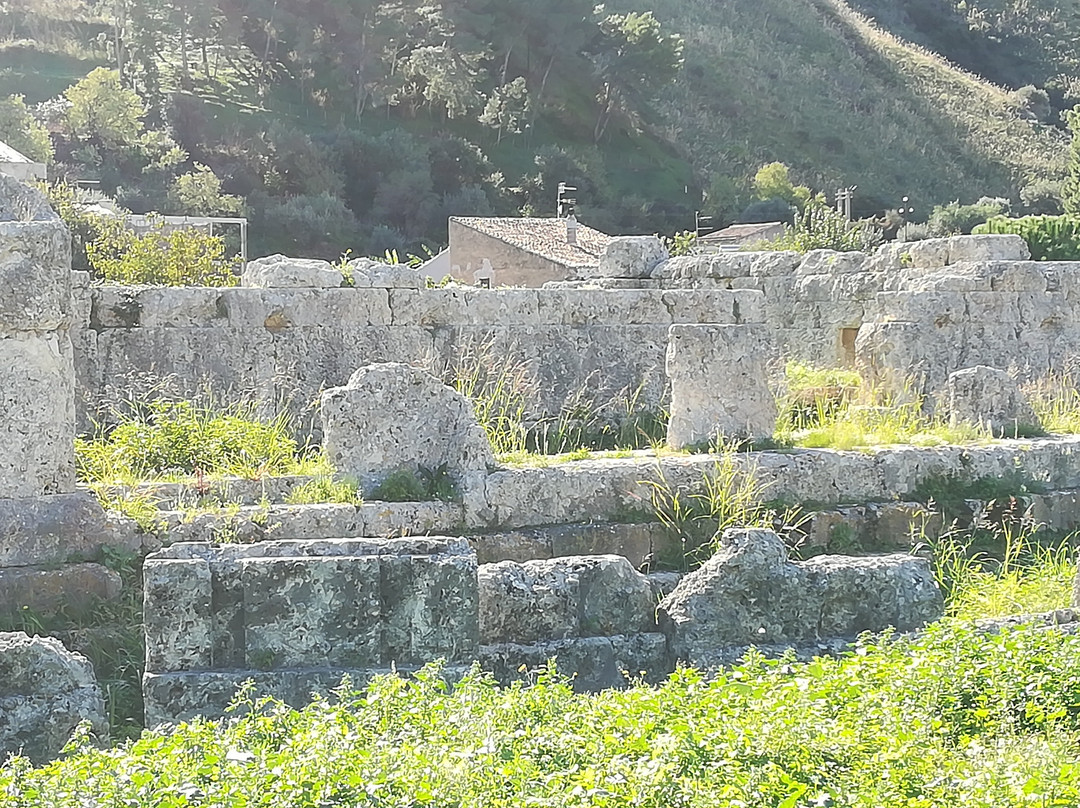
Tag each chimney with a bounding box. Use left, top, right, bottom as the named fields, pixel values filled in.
left=566, top=214, right=578, bottom=245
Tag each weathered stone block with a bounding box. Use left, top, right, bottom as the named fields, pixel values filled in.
left=242, top=556, right=382, bottom=669
left=0, top=332, right=75, bottom=498
left=594, top=236, right=669, bottom=279
left=0, top=632, right=107, bottom=764
left=796, top=250, right=868, bottom=275
left=666, top=323, right=777, bottom=448
left=321, top=363, right=494, bottom=495
left=947, top=234, right=1030, bottom=264
left=381, top=553, right=479, bottom=666
left=658, top=528, right=942, bottom=667
left=348, top=257, right=424, bottom=288
left=242, top=254, right=344, bottom=288
left=0, top=491, right=137, bottom=567
left=938, top=365, right=1039, bottom=436
left=0, top=563, right=120, bottom=616
left=478, top=555, right=655, bottom=645
left=143, top=558, right=214, bottom=673
left=749, top=250, right=800, bottom=277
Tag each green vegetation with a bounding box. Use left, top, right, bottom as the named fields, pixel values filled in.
left=0, top=549, right=145, bottom=742
left=973, top=214, right=1080, bottom=260
left=753, top=201, right=881, bottom=253
left=370, top=466, right=459, bottom=503
left=11, top=621, right=1080, bottom=805
left=928, top=197, right=1011, bottom=236
left=776, top=363, right=992, bottom=450
left=85, top=218, right=240, bottom=285
left=930, top=522, right=1076, bottom=620
left=285, top=477, right=364, bottom=507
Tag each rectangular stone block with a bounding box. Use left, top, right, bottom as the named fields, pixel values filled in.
left=390, top=288, right=540, bottom=327
left=136, top=288, right=228, bottom=328
left=381, top=553, right=479, bottom=665
left=143, top=558, right=214, bottom=673
left=0, top=331, right=75, bottom=498
left=242, top=556, right=382, bottom=669
left=536, top=289, right=669, bottom=326
left=0, top=218, right=71, bottom=330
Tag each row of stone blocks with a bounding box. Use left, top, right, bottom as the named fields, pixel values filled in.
left=141, top=529, right=943, bottom=726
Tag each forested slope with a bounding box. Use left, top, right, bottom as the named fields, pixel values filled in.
left=0, top=0, right=1070, bottom=255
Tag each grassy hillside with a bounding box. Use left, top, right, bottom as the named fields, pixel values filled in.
left=619, top=0, right=1067, bottom=217
left=0, top=0, right=1069, bottom=245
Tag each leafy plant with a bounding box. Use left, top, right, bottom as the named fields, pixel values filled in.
left=973, top=214, right=1080, bottom=260
left=754, top=200, right=881, bottom=253
left=370, top=465, right=458, bottom=502
left=86, top=218, right=241, bottom=286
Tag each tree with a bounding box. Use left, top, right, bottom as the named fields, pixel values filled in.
left=0, top=94, right=52, bottom=163
left=479, top=77, right=530, bottom=143
left=64, top=67, right=146, bottom=147
left=752, top=162, right=812, bottom=209
left=169, top=164, right=244, bottom=216
left=585, top=9, right=684, bottom=141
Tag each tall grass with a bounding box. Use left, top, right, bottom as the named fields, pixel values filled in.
left=1025, top=371, right=1080, bottom=434
left=776, top=361, right=992, bottom=449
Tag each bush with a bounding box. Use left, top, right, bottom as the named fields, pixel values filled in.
left=973, top=214, right=1080, bottom=260
left=86, top=219, right=240, bottom=286
left=753, top=202, right=880, bottom=253
left=39, top=181, right=119, bottom=272
left=76, top=400, right=304, bottom=482
left=928, top=197, right=1010, bottom=235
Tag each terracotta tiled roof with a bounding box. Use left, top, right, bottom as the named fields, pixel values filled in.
left=451, top=217, right=612, bottom=269
left=700, top=221, right=785, bottom=242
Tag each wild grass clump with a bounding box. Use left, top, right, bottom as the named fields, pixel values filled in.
left=11, top=624, right=1080, bottom=805
left=642, top=443, right=804, bottom=569
left=776, top=362, right=992, bottom=449
left=436, top=339, right=666, bottom=461
left=923, top=517, right=1076, bottom=620
left=76, top=399, right=318, bottom=484
left=285, top=476, right=363, bottom=506
left=1025, top=371, right=1080, bottom=433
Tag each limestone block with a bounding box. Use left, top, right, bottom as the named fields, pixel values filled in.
left=321, top=363, right=494, bottom=495
left=0, top=491, right=137, bottom=567
left=658, top=528, right=942, bottom=667
left=666, top=323, right=777, bottom=449
left=348, top=257, right=425, bottom=289
left=865, top=241, right=909, bottom=275
left=478, top=555, right=655, bottom=644
left=0, top=563, right=121, bottom=615
left=0, top=176, right=71, bottom=331
left=0, top=331, right=75, bottom=498
left=242, top=254, right=344, bottom=288
left=796, top=250, right=868, bottom=275
left=135, top=287, right=227, bottom=328
left=242, top=556, right=383, bottom=669
left=947, top=234, right=1030, bottom=264
left=938, top=365, right=1039, bottom=436
left=0, top=632, right=107, bottom=764
left=89, top=286, right=144, bottom=328
left=805, top=552, right=944, bottom=635
left=381, top=552, right=478, bottom=665
left=391, top=288, right=541, bottom=327
left=749, top=251, right=800, bottom=277
left=218, top=288, right=393, bottom=329
left=869, top=290, right=966, bottom=325
left=143, top=558, right=214, bottom=673
left=903, top=238, right=951, bottom=269
left=661, top=289, right=764, bottom=324
left=594, top=236, right=669, bottom=279
left=535, top=289, right=668, bottom=326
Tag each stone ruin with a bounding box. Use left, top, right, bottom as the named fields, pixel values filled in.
left=8, top=174, right=1080, bottom=753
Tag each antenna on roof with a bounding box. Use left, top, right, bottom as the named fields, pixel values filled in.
left=557, top=182, right=577, bottom=218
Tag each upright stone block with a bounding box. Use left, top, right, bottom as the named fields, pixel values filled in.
left=665, top=323, right=777, bottom=449
left=0, top=176, right=75, bottom=498
left=143, top=558, right=214, bottom=673
left=321, top=363, right=494, bottom=496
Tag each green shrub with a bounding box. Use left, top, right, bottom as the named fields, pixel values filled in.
left=753, top=201, right=880, bottom=253
left=285, top=476, right=363, bottom=506
left=86, top=218, right=240, bottom=286
left=76, top=400, right=306, bottom=483
left=928, top=197, right=1010, bottom=236
left=973, top=214, right=1080, bottom=260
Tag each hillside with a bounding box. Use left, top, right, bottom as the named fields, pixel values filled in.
left=624, top=0, right=1068, bottom=218
left=0, top=0, right=1070, bottom=254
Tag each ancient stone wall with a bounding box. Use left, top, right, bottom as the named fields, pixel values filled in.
left=74, top=285, right=764, bottom=434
